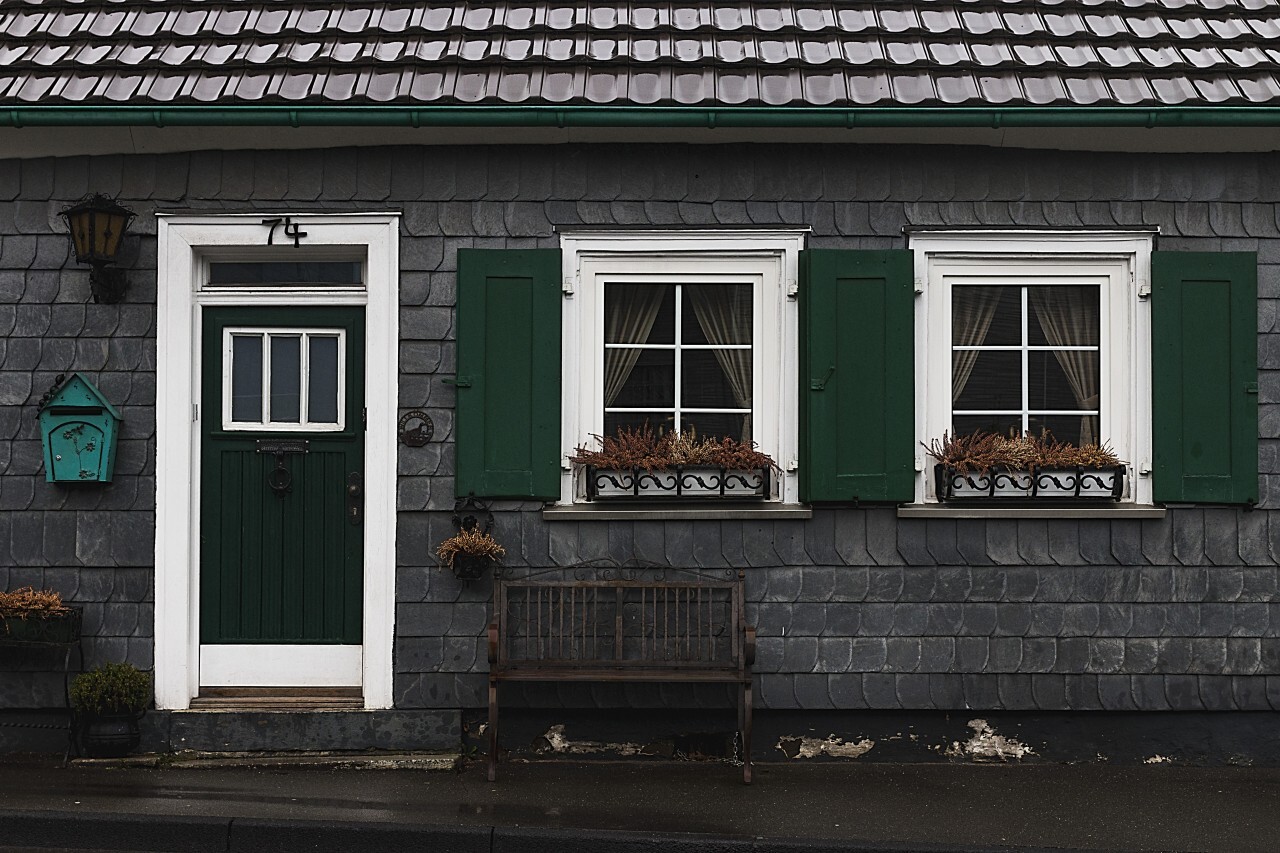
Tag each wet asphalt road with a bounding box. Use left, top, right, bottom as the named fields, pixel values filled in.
left=1, top=757, right=1279, bottom=851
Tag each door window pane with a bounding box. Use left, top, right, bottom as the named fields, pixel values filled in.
left=230, top=335, right=263, bottom=422
left=269, top=336, right=302, bottom=423
left=308, top=336, right=340, bottom=423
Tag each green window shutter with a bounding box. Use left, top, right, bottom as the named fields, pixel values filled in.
left=1152, top=251, right=1258, bottom=505
left=455, top=248, right=562, bottom=499
left=800, top=248, right=915, bottom=503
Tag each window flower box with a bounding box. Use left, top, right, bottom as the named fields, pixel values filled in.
left=0, top=588, right=82, bottom=647
left=935, top=464, right=1125, bottom=502
left=585, top=465, right=771, bottom=501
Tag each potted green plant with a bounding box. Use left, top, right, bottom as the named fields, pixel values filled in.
left=925, top=430, right=1125, bottom=502
left=436, top=528, right=506, bottom=581
left=70, top=662, right=151, bottom=758
left=0, top=587, right=81, bottom=646
left=572, top=424, right=776, bottom=500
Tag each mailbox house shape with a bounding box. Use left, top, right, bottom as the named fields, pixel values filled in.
left=38, top=373, right=122, bottom=484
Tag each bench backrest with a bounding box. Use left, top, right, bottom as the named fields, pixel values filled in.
left=493, top=570, right=746, bottom=673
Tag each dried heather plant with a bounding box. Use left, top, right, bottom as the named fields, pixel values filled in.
left=572, top=423, right=777, bottom=471
left=924, top=429, right=1123, bottom=473
left=0, top=587, right=70, bottom=618
left=435, top=528, right=506, bottom=569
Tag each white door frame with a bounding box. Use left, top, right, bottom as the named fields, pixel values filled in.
left=154, top=213, right=399, bottom=710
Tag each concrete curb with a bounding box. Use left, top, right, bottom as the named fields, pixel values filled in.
left=0, top=809, right=1094, bottom=853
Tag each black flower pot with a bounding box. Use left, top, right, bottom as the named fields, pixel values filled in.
left=452, top=554, right=493, bottom=581
left=79, top=712, right=142, bottom=758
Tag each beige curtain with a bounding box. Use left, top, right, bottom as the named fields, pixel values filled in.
left=604, top=284, right=667, bottom=406
left=689, top=285, right=753, bottom=441
left=952, top=285, right=1003, bottom=404
left=1029, top=287, right=1099, bottom=444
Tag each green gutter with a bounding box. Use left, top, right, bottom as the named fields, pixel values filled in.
left=3, top=105, right=1280, bottom=128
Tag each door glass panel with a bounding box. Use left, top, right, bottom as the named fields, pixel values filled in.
left=308, top=336, right=340, bottom=423
left=269, top=336, right=302, bottom=423
left=230, top=335, right=263, bottom=422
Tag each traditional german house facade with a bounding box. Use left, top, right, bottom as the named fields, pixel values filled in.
left=2, top=0, right=1280, bottom=761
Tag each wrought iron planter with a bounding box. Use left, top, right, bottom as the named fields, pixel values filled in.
left=935, top=464, right=1125, bottom=502
left=585, top=466, right=771, bottom=501
left=0, top=607, right=82, bottom=647
left=451, top=553, right=494, bottom=582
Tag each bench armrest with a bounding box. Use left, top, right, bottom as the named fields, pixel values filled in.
left=743, top=624, right=756, bottom=669
left=487, top=621, right=499, bottom=665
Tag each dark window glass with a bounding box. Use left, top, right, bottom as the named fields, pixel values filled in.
left=681, top=283, right=752, bottom=345
left=604, top=283, right=674, bottom=344
left=682, top=350, right=747, bottom=409
left=269, top=336, right=301, bottom=422
left=308, top=336, right=340, bottom=423
left=208, top=262, right=363, bottom=287
left=609, top=348, right=675, bottom=408
left=230, top=335, right=262, bottom=422
left=952, top=351, right=1021, bottom=411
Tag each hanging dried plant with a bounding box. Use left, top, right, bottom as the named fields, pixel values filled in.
left=572, top=423, right=776, bottom=471
left=923, top=430, right=1122, bottom=474
left=435, top=528, right=506, bottom=569
left=0, top=587, right=70, bottom=618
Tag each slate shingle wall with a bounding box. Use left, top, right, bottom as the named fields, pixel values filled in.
left=3, top=143, right=1280, bottom=714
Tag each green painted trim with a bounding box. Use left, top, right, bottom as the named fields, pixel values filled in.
left=4, top=105, right=1280, bottom=129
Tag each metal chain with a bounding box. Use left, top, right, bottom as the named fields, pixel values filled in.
left=731, top=730, right=742, bottom=766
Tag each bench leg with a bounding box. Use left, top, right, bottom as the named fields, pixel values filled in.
left=488, top=679, right=498, bottom=783
left=739, top=679, right=753, bottom=785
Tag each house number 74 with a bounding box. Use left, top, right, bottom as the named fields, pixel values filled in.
left=261, top=216, right=308, bottom=247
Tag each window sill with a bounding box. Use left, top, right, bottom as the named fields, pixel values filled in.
left=543, top=503, right=813, bottom=521
left=896, top=503, right=1166, bottom=519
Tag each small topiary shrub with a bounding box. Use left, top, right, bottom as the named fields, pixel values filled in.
left=70, top=662, right=151, bottom=717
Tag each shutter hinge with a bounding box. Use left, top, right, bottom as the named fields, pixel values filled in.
left=563, top=276, right=575, bottom=296
left=1137, top=278, right=1151, bottom=299
left=786, top=278, right=798, bottom=299
left=785, top=456, right=798, bottom=472
left=1139, top=459, right=1152, bottom=475
left=441, top=376, right=473, bottom=388
left=914, top=455, right=925, bottom=473
left=914, top=278, right=925, bottom=295
left=1245, top=382, right=1259, bottom=395
left=192, top=403, right=198, bottom=422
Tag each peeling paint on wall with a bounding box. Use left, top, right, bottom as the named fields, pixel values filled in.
left=536, top=724, right=645, bottom=757
left=777, top=734, right=875, bottom=760
left=945, top=719, right=1035, bottom=762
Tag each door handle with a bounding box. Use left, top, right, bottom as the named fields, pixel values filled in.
left=347, top=472, right=363, bottom=525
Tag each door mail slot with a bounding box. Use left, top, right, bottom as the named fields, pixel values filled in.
left=38, top=373, right=122, bottom=484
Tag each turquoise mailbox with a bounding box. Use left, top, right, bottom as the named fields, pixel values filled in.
left=38, top=373, right=122, bottom=484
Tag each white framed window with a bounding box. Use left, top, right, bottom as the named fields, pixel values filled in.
left=911, top=230, right=1154, bottom=505
left=559, top=230, right=808, bottom=506
left=221, top=327, right=346, bottom=431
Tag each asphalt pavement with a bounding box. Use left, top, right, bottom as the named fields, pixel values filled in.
left=0, top=754, right=1277, bottom=852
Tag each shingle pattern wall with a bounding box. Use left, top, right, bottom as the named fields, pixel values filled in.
left=2, top=1, right=1280, bottom=107
left=3, top=143, right=1280, bottom=713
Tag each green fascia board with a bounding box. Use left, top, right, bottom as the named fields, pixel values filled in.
left=5, top=105, right=1280, bottom=128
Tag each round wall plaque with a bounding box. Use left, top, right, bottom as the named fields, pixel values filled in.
left=398, top=411, right=434, bottom=447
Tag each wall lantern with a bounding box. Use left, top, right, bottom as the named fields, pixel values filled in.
left=60, top=194, right=135, bottom=304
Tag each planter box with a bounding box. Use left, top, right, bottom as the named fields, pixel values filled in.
left=585, top=466, right=771, bottom=501
left=935, top=464, right=1125, bottom=503
left=0, top=607, right=82, bottom=646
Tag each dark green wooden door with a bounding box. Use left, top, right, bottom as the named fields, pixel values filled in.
left=200, top=306, right=365, bottom=644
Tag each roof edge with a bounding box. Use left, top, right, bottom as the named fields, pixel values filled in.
left=4, top=105, right=1280, bottom=129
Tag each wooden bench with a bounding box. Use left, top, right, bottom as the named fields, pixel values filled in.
left=487, top=566, right=756, bottom=783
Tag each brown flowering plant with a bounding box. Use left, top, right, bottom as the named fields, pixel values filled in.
left=571, top=423, right=776, bottom=472
left=0, top=587, right=71, bottom=619
left=923, top=429, right=1123, bottom=476
left=435, top=528, right=507, bottom=570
